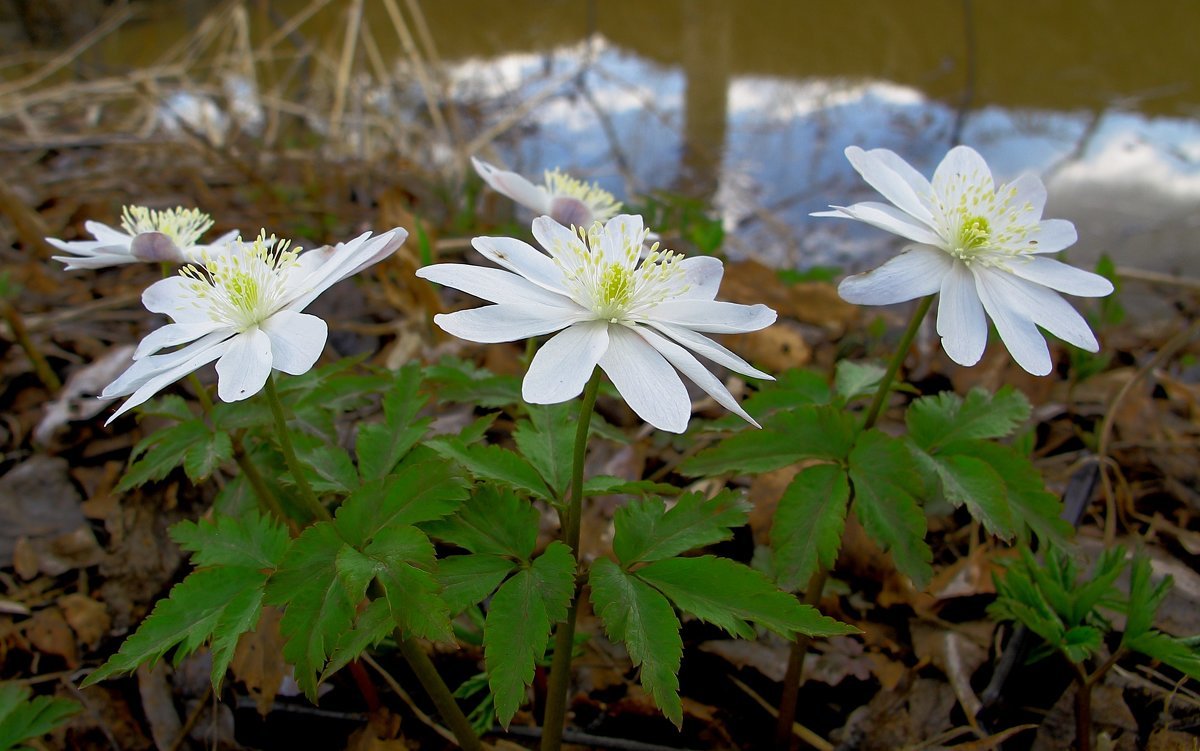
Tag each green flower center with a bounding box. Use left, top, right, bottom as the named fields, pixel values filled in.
left=183, top=232, right=299, bottom=331
left=558, top=223, right=687, bottom=323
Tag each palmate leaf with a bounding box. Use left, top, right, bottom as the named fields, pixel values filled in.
left=484, top=542, right=575, bottom=727
left=363, top=526, right=453, bottom=642
left=334, top=457, right=469, bottom=547
left=424, top=356, right=523, bottom=408
left=424, top=484, right=538, bottom=560
left=834, top=360, right=885, bottom=403
left=356, top=363, right=430, bottom=481
left=427, top=436, right=552, bottom=499
left=681, top=405, right=856, bottom=476
left=947, top=441, right=1072, bottom=546
left=437, top=554, right=518, bottom=615
left=906, top=387, right=1031, bottom=451
left=771, top=463, right=850, bottom=591
left=925, top=453, right=1017, bottom=539
left=588, top=559, right=683, bottom=727
left=582, top=476, right=680, bottom=497
left=513, top=402, right=574, bottom=499
left=84, top=512, right=288, bottom=690
left=0, top=683, right=80, bottom=751
left=323, top=599, right=394, bottom=681
left=290, top=434, right=357, bottom=494
left=116, top=418, right=208, bottom=492
left=182, top=430, right=233, bottom=482
left=613, top=491, right=750, bottom=565
left=636, top=556, right=855, bottom=640
left=848, top=430, right=933, bottom=588
left=266, top=522, right=374, bottom=699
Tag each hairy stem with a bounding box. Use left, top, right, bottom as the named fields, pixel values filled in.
left=775, top=295, right=933, bottom=749
left=263, top=373, right=328, bottom=523
left=541, top=369, right=602, bottom=751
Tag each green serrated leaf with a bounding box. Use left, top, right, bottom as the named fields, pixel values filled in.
left=438, top=554, right=518, bottom=615
left=771, top=464, right=850, bottom=592
left=170, top=511, right=290, bottom=570
left=1124, top=631, right=1200, bottom=680
left=742, top=368, right=832, bottom=414
left=613, top=491, right=749, bottom=565
left=0, top=683, right=80, bottom=751
left=365, top=526, right=453, bottom=642
left=117, top=419, right=209, bottom=492
left=848, top=430, right=933, bottom=587
left=425, top=357, right=522, bottom=408
left=290, top=433, right=357, bottom=494
left=681, top=406, right=855, bottom=476
left=424, top=484, right=539, bottom=560
left=335, top=458, right=469, bottom=547
left=266, top=523, right=372, bottom=699
left=582, top=477, right=681, bottom=497
left=947, top=441, right=1071, bottom=546
left=636, top=556, right=856, bottom=639
left=588, top=558, right=683, bottom=726
left=906, top=387, right=1031, bottom=451
left=356, top=364, right=430, bottom=480
left=1061, top=625, right=1103, bottom=663
left=183, top=430, right=233, bottom=482
left=323, top=598, right=395, bottom=680
left=1123, top=555, right=1168, bottom=641
left=428, top=436, right=552, bottom=499
left=513, top=402, right=574, bottom=499
left=834, top=360, right=885, bottom=402
left=927, top=453, right=1017, bottom=539
left=484, top=542, right=577, bottom=727
left=138, top=394, right=195, bottom=423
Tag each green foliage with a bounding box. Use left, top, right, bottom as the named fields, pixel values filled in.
left=991, top=545, right=1200, bottom=678
left=512, top=403, right=575, bottom=499
left=681, top=405, right=855, bottom=476
left=0, top=683, right=80, bottom=751
left=425, top=484, right=539, bottom=559
left=290, top=433, right=358, bottom=494
left=848, top=430, right=932, bottom=587
left=834, top=360, right=885, bottom=403
left=334, top=457, right=469, bottom=546
left=589, top=558, right=683, bottom=726
left=424, top=357, right=522, bottom=408
left=582, top=476, right=680, bottom=497
left=613, top=491, right=749, bottom=564
left=906, top=387, right=1031, bottom=451
left=427, top=436, right=552, bottom=499
left=356, top=364, right=430, bottom=480
left=85, top=512, right=289, bottom=689
left=437, top=554, right=518, bottom=615
left=118, top=407, right=230, bottom=491
left=364, top=526, right=452, bottom=642
left=776, top=265, right=841, bottom=285
left=771, top=464, right=850, bottom=592
left=484, top=542, right=576, bottom=727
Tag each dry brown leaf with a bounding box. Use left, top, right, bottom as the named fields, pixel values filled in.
left=230, top=605, right=287, bottom=716
left=698, top=639, right=788, bottom=682
left=911, top=621, right=992, bottom=720
left=58, top=593, right=110, bottom=650
left=25, top=606, right=78, bottom=666
left=136, top=661, right=182, bottom=750
left=344, top=708, right=410, bottom=751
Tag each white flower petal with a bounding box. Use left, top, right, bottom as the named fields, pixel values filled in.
left=845, top=146, right=935, bottom=225
left=599, top=325, right=691, bottom=433
left=936, top=263, right=988, bottom=367
left=636, top=326, right=759, bottom=428
left=976, top=266, right=1098, bottom=352
left=472, top=156, right=551, bottom=213
left=932, top=145, right=993, bottom=204
left=142, top=277, right=210, bottom=322
left=1005, top=173, right=1047, bottom=221
left=286, top=229, right=406, bottom=313
left=531, top=215, right=588, bottom=264
left=973, top=268, right=1053, bottom=375
left=522, top=320, right=610, bottom=404
left=84, top=221, right=133, bottom=246
left=51, top=252, right=137, bottom=270
left=600, top=214, right=644, bottom=264
left=416, top=263, right=579, bottom=308
left=828, top=202, right=944, bottom=246
left=471, top=235, right=568, bottom=294
left=263, top=311, right=327, bottom=375
left=134, top=321, right=229, bottom=359
left=434, top=304, right=581, bottom=343
left=1025, top=219, right=1078, bottom=254
left=647, top=322, right=773, bottom=380
left=837, top=245, right=952, bottom=305
left=103, top=335, right=232, bottom=424
left=1007, top=256, right=1113, bottom=297
left=216, top=327, right=274, bottom=402
left=649, top=300, right=776, bottom=334
left=677, top=256, right=724, bottom=300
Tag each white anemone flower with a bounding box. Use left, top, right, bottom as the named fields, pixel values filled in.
left=417, top=214, right=775, bottom=433
left=48, top=205, right=239, bottom=270
left=101, top=227, right=407, bottom=423
left=472, top=156, right=622, bottom=228
left=815, top=145, right=1114, bottom=376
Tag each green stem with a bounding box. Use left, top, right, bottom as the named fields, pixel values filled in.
left=188, top=373, right=214, bottom=416
left=395, top=627, right=483, bottom=751
left=862, top=295, right=934, bottom=431
left=263, top=373, right=330, bottom=523
left=540, top=369, right=602, bottom=751
left=232, top=434, right=299, bottom=536
left=774, top=296, right=933, bottom=749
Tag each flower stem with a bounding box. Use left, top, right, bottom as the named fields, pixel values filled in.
left=774, top=295, right=933, bottom=749
left=540, top=369, right=602, bottom=751
left=1, top=299, right=61, bottom=392
left=862, top=295, right=934, bottom=431
left=395, top=625, right=483, bottom=751
left=263, top=373, right=329, bottom=523
left=232, top=433, right=299, bottom=536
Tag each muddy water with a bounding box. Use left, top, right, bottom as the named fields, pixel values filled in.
left=9, top=0, right=1200, bottom=281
